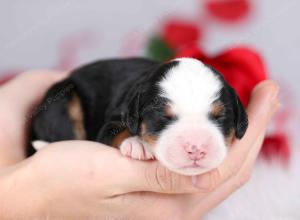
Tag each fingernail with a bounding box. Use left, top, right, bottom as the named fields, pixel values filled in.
left=273, top=99, right=281, bottom=113
left=192, top=174, right=211, bottom=189
left=270, top=86, right=281, bottom=113
left=271, top=85, right=280, bottom=101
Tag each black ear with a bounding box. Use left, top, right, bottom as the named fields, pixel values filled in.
left=96, top=120, right=126, bottom=145
left=125, top=88, right=143, bottom=135
left=227, top=86, right=248, bottom=139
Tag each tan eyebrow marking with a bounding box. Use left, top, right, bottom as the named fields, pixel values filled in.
left=211, top=101, right=224, bottom=117
left=68, top=94, right=86, bottom=140
left=164, top=103, right=175, bottom=117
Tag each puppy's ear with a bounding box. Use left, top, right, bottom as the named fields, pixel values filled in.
left=125, top=87, right=143, bottom=135
left=96, top=120, right=126, bottom=145
left=227, top=86, right=248, bottom=139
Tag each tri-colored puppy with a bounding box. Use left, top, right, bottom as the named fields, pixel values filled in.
left=29, top=57, right=248, bottom=175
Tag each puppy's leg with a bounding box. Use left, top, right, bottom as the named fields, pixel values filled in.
left=120, top=136, right=154, bottom=160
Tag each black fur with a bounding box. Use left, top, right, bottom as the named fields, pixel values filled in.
left=207, top=66, right=248, bottom=139
left=28, top=58, right=174, bottom=155
left=124, top=61, right=179, bottom=136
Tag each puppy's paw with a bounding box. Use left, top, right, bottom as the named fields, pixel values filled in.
left=32, top=140, right=49, bottom=150
left=119, top=136, right=154, bottom=160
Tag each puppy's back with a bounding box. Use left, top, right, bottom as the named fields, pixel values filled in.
left=28, top=58, right=159, bottom=156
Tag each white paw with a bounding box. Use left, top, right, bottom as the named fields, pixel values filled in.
left=32, top=140, right=49, bottom=150
left=119, top=136, right=154, bottom=160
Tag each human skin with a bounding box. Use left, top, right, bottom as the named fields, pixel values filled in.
left=0, top=71, right=279, bottom=220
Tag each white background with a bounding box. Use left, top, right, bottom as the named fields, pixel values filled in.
left=0, top=0, right=299, bottom=95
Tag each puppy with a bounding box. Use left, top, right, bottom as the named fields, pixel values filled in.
left=29, top=57, right=248, bottom=175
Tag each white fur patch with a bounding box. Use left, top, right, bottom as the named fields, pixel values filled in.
left=159, top=58, right=221, bottom=115
left=32, top=140, right=49, bottom=150
left=154, top=58, right=226, bottom=175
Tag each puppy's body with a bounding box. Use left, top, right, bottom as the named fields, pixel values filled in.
left=30, top=58, right=158, bottom=144
left=29, top=57, right=248, bottom=175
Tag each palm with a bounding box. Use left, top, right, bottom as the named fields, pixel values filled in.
left=0, top=71, right=66, bottom=167
left=0, top=71, right=278, bottom=220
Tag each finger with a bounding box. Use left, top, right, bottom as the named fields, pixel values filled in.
left=191, top=80, right=279, bottom=190
left=186, top=81, right=280, bottom=214
left=100, top=151, right=207, bottom=195
left=192, top=132, right=267, bottom=215
left=0, top=70, right=67, bottom=115
left=218, top=80, right=280, bottom=180
left=33, top=140, right=206, bottom=195
left=104, top=131, right=270, bottom=195
left=0, top=70, right=67, bottom=164
left=0, top=70, right=67, bottom=127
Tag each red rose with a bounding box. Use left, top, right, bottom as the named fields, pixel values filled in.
left=206, top=0, right=251, bottom=22
left=161, top=19, right=201, bottom=50
left=261, top=134, right=290, bottom=163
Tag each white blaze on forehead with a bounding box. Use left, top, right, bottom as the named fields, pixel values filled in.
left=158, top=58, right=222, bottom=114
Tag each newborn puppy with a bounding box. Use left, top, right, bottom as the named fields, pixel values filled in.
left=29, top=57, right=248, bottom=175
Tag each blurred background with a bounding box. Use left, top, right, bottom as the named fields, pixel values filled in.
left=1, top=0, right=299, bottom=219
left=0, top=0, right=299, bottom=86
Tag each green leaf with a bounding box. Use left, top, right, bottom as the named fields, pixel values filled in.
left=145, top=36, right=175, bottom=62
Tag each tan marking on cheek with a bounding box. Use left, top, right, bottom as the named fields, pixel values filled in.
left=165, top=104, right=175, bottom=118
left=68, top=94, right=86, bottom=140
left=140, top=123, right=158, bottom=150
left=112, top=129, right=130, bottom=148
left=211, top=101, right=224, bottom=117
left=225, top=128, right=235, bottom=146
left=142, top=134, right=158, bottom=147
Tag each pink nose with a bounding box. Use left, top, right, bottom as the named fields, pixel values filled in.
left=184, top=144, right=207, bottom=161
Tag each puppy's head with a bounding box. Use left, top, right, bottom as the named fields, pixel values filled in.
left=126, top=58, right=248, bottom=175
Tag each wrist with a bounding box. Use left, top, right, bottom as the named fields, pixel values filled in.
left=0, top=158, right=45, bottom=220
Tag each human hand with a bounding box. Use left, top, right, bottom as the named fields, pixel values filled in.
left=0, top=71, right=279, bottom=220
left=0, top=70, right=67, bottom=167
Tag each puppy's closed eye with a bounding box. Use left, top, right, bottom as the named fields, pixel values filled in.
left=210, top=101, right=225, bottom=120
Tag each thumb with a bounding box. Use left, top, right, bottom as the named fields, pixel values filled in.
left=34, top=141, right=207, bottom=195
left=100, top=148, right=213, bottom=195
left=0, top=71, right=67, bottom=164
left=0, top=70, right=68, bottom=114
